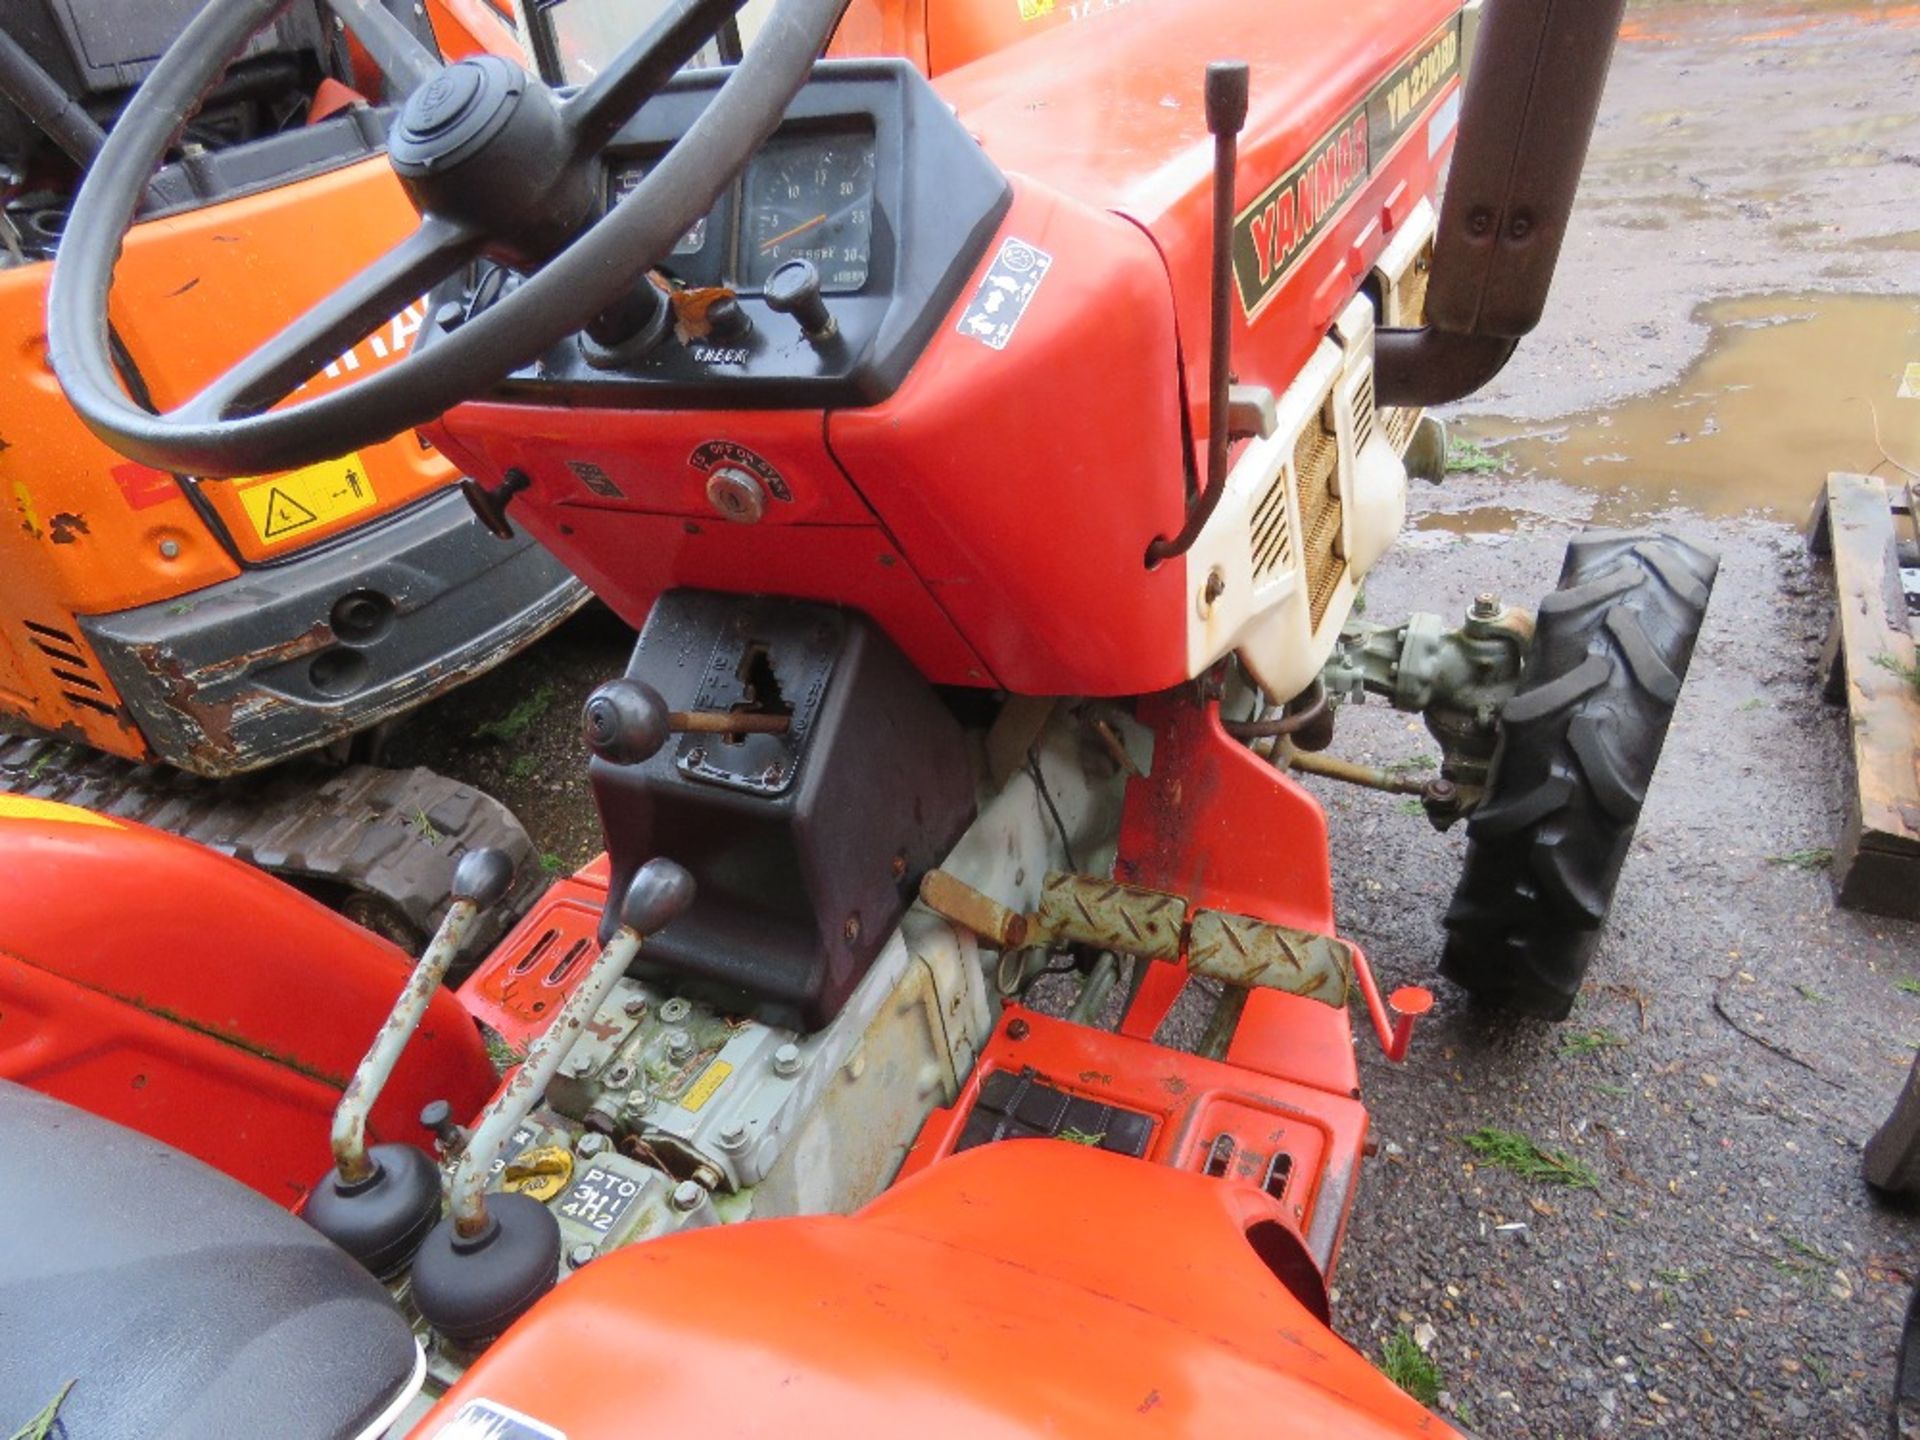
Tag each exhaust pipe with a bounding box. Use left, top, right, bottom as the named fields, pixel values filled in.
left=1375, top=0, right=1629, bottom=406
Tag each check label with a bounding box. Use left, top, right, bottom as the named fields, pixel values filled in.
left=237, top=451, right=375, bottom=545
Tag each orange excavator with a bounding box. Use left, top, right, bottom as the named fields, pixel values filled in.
left=0, top=0, right=582, bottom=946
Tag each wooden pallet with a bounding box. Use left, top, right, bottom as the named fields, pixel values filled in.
left=1810, top=472, right=1920, bottom=919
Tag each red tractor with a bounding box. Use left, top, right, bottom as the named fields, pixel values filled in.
left=0, top=0, right=1716, bottom=1434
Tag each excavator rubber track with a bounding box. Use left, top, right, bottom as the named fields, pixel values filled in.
left=0, top=733, right=539, bottom=962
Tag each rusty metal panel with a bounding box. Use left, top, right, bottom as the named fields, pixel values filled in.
left=1187, top=909, right=1352, bottom=1009
left=1034, top=872, right=1185, bottom=961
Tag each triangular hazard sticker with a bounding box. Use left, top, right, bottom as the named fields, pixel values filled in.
left=262, top=486, right=319, bottom=538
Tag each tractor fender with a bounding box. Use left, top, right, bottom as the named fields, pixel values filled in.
left=0, top=795, right=496, bottom=1207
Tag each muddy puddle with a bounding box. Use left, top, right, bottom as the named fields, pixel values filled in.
left=1432, top=292, right=1920, bottom=531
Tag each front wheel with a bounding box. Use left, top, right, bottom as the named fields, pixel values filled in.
left=1440, top=530, right=1718, bottom=1018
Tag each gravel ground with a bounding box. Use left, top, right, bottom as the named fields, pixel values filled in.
left=387, top=3, right=1920, bottom=1433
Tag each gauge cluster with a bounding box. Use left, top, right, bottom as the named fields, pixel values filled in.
left=608, top=129, right=880, bottom=296
left=441, top=61, right=1011, bottom=410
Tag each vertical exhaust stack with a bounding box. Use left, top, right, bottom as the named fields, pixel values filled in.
left=1374, top=0, right=1629, bottom=407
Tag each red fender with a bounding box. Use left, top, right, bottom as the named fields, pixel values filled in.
left=0, top=797, right=497, bottom=1205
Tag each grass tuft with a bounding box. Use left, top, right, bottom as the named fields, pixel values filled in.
left=1380, top=1329, right=1441, bottom=1406
left=475, top=682, right=559, bottom=744
left=1766, top=848, right=1833, bottom=871
left=1559, top=1027, right=1626, bottom=1058
left=1445, top=436, right=1506, bottom=475
left=1462, top=1126, right=1599, bottom=1188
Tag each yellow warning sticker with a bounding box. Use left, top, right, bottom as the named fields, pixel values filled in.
left=237, top=451, right=375, bottom=545
left=1017, top=0, right=1056, bottom=18
left=680, top=1059, right=734, bottom=1113
left=0, top=795, right=120, bottom=828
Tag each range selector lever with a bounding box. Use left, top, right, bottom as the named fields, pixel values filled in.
left=763, top=259, right=837, bottom=344
left=584, top=676, right=794, bottom=767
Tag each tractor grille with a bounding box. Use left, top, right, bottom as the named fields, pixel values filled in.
left=23, top=619, right=118, bottom=717
left=1380, top=240, right=1432, bottom=456
left=1294, top=412, right=1346, bottom=631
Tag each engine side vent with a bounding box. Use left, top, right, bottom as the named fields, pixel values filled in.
left=1351, top=368, right=1377, bottom=455
left=1294, top=411, right=1346, bottom=631
left=1249, top=468, right=1295, bottom=579
left=24, top=619, right=120, bottom=716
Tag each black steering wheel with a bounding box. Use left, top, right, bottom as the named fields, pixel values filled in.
left=46, top=0, right=845, bottom=479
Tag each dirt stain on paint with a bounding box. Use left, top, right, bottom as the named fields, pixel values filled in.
left=1454, top=293, right=1920, bottom=523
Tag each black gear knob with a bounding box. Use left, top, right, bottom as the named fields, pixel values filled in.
left=450, top=846, right=515, bottom=909
left=621, top=857, right=695, bottom=936
left=582, top=678, right=670, bottom=765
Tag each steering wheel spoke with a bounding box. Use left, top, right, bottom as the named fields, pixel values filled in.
left=179, top=216, right=482, bottom=425
left=560, top=0, right=751, bottom=159
left=322, top=0, right=443, bottom=99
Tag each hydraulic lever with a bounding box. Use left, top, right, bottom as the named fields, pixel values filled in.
left=302, top=846, right=516, bottom=1277
left=409, top=857, right=695, bottom=1345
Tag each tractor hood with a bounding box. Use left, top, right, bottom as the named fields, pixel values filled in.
left=419, top=1142, right=1465, bottom=1437
left=936, top=0, right=1465, bottom=402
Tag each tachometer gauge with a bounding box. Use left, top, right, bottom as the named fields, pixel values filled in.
left=739, top=134, right=877, bottom=293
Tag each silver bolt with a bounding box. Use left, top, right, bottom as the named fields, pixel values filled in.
left=624, top=1089, right=648, bottom=1111
left=567, top=1053, right=594, bottom=1077
left=567, top=1243, right=597, bottom=1269
left=660, top=997, right=692, bottom=1022
left=158, top=538, right=181, bottom=559
left=773, top=1043, right=802, bottom=1077
left=606, top=1063, right=633, bottom=1088
left=671, top=1179, right=705, bottom=1212
left=1470, top=592, right=1501, bottom=620
left=718, top=1120, right=748, bottom=1151
left=577, top=1132, right=608, bottom=1159
left=666, top=1029, right=694, bottom=1061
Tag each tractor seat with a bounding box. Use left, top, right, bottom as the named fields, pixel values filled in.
left=0, top=1080, right=420, bottom=1440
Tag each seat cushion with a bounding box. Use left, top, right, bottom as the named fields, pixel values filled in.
left=0, top=1080, right=419, bottom=1440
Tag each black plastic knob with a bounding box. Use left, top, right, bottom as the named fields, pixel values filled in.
left=451, top=847, right=515, bottom=909
left=1206, top=61, right=1251, bottom=137
left=582, top=278, right=674, bottom=367
left=621, top=857, right=696, bottom=936
left=763, top=259, right=835, bottom=341
left=707, top=294, right=751, bottom=341
left=582, top=678, right=671, bottom=765
left=419, top=1099, right=464, bottom=1149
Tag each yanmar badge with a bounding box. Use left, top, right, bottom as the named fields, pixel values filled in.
left=1229, top=16, right=1462, bottom=323
left=1230, top=110, right=1370, bottom=323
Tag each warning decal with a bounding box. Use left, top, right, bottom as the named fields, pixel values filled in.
left=237, top=451, right=375, bottom=545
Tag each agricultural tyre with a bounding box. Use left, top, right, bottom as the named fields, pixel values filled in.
left=1440, top=531, right=1718, bottom=1018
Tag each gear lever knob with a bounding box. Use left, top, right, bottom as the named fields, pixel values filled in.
left=582, top=678, right=671, bottom=765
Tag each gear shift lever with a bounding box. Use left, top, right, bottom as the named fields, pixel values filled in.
left=303, top=846, right=516, bottom=1276
left=410, top=857, right=695, bottom=1345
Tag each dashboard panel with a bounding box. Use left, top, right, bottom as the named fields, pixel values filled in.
left=425, top=61, right=1012, bottom=410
